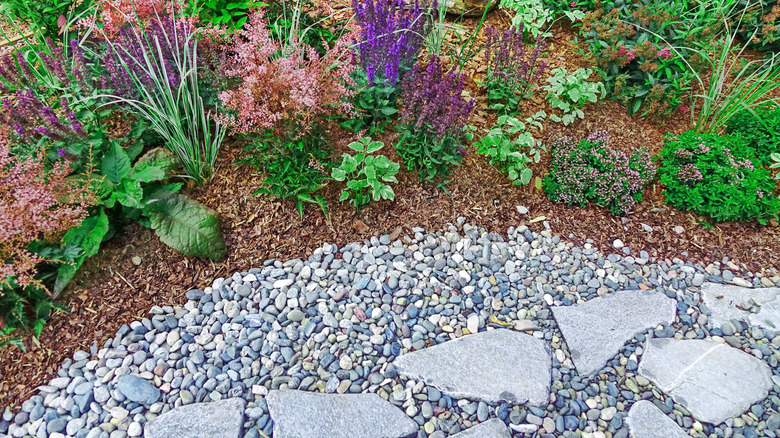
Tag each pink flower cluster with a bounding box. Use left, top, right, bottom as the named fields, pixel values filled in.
left=0, top=130, right=92, bottom=292
left=677, top=163, right=703, bottom=182
left=618, top=47, right=636, bottom=61
left=91, top=0, right=182, bottom=37
left=211, top=10, right=355, bottom=137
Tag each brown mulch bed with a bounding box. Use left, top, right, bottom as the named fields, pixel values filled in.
left=1, top=11, right=780, bottom=411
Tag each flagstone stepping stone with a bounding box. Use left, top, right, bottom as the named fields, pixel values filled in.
left=449, top=418, right=511, bottom=437
left=701, top=282, right=780, bottom=332
left=626, top=401, right=689, bottom=438
left=144, top=398, right=245, bottom=438
left=266, top=390, right=418, bottom=438
left=638, top=338, right=772, bottom=424
left=391, top=329, right=550, bottom=405
left=551, top=290, right=676, bottom=377
left=116, top=374, right=159, bottom=405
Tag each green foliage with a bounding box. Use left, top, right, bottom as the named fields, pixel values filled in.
left=395, top=130, right=464, bottom=187
left=0, top=0, right=94, bottom=41
left=770, top=152, right=780, bottom=178
left=237, top=134, right=330, bottom=219
left=0, top=280, right=69, bottom=351
left=340, top=70, right=399, bottom=136
left=543, top=67, right=604, bottom=125
left=144, top=190, right=227, bottom=260
left=54, top=210, right=110, bottom=295
left=579, top=0, right=719, bottom=116
left=725, top=105, right=780, bottom=165
left=500, top=0, right=555, bottom=39
left=192, top=0, right=265, bottom=29
left=735, top=0, right=780, bottom=52
left=657, top=131, right=780, bottom=224
left=332, top=137, right=399, bottom=212
left=475, top=112, right=547, bottom=185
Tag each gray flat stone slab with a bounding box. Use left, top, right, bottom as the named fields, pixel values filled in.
left=266, top=390, right=418, bottom=438
left=392, top=329, right=550, bottom=405
left=144, top=398, right=245, bottom=438
left=638, top=338, right=772, bottom=424
left=448, top=419, right=511, bottom=438
left=551, top=290, right=677, bottom=377
left=627, top=400, right=689, bottom=438
left=701, top=282, right=780, bottom=331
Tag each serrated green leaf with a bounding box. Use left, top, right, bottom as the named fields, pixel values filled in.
left=133, top=147, right=178, bottom=178
left=145, top=191, right=227, bottom=260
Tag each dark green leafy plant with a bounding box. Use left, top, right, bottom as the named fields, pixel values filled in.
left=475, top=112, right=547, bottom=185
left=332, top=137, right=399, bottom=212
left=657, top=131, right=780, bottom=224
left=191, top=0, right=265, bottom=29
left=0, top=0, right=94, bottom=41
left=339, top=70, right=399, bottom=135
left=725, top=105, right=780, bottom=165
left=543, top=131, right=657, bottom=215
left=236, top=133, right=331, bottom=218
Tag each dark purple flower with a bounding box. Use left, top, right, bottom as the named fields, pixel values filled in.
left=57, top=148, right=66, bottom=156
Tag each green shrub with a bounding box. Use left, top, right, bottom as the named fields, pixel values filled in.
left=735, top=0, right=780, bottom=53
left=542, top=131, right=656, bottom=215
left=725, top=105, right=780, bottom=165
left=657, top=131, right=780, bottom=223
left=542, top=67, right=604, bottom=125
left=331, top=137, right=399, bottom=212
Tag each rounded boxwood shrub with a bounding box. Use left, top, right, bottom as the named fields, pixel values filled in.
left=542, top=131, right=657, bottom=215
left=657, top=131, right=780, bottom=224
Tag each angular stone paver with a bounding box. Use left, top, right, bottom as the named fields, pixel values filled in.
left=701, top=282, right=780, bottom=331
left=266, top=390, right=418, bottom=438
left=449, top=419, right=511, bottom=437
left=626, top=400, right=689, bottom=438
left=638, top=338, right=772, bottom=424
left=551, top=290, right=676, bottom=377
left=144, top=398, right=245, bottom=438
left=392, top=329, right=550, bottom=405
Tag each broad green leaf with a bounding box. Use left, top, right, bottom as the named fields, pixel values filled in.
left=102, top=141, right=131, bottom=184
left=130, top=166, right=165, bottom=183
left=365, top=165, right=377, bottom=180
left=114, top=178, right=144, bottom=209
left=339, top=190, right=350, bottom=201
left=331, top=168, right=346, bottom=181
left=133, top=147, right=178, bottom=178
left=144, top=191, right=227, bottom=260
left=365, top=141, right=384, bottom=154
left=55, top=210, right=109, bottom=294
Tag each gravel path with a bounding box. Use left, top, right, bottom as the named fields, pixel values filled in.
left=2, top=219, right=780, bottom=438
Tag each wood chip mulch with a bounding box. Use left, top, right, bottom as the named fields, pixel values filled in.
left=1, top=13, right=779, bottom=411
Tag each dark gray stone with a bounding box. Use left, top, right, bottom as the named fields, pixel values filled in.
left=144, top=397, right=245, bottom=438
left=116, top=374, right=160, bottom=405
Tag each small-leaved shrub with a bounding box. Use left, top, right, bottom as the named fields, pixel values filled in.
left=657, top=131, right=780, bottom=224
left=475, top=111, right=547, bottom=185
left=332, top=137, right=400, bottom=212
left=543, top=131, right=656, bottom=215
left=725, top=105, right=780, bottom=165
left=543, top=67, right=604, bottom=125
left=396, top=55, right=474, bottom=186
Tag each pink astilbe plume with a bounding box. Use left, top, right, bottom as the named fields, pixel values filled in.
left=0, top=130, right=93, bottom=292
left=211, top=9, right=356, bottom=137
left=92, top=0, right=182, bottom=37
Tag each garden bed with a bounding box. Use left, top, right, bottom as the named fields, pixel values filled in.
left=1, top=0, right=779, bottom=410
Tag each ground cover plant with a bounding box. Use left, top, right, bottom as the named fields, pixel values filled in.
left=0, top=0, right=780, bottom=415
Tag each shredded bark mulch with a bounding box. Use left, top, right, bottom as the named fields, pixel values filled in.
left=1, top=14, right=779, bottom=410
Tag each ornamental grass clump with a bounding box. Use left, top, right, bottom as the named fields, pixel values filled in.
left=657, top=131, right=780, bottom=224
left=396, top=55, right=474, bottom=185
left=482, top=25, right=548, bottom=114
left=542, top=131, right=656, bottom=215
left=97, top=12, right=225, bottom=186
